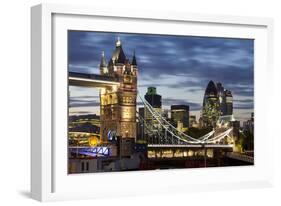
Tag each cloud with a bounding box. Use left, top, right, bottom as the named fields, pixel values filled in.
left=68, top=31, right=253, bottom=89
left=234, top=105, right=254, bottom=110
left=68, top=31, right=254, bottom=120
left=69, top=96, right=100, bottom=107
left=234, top=99, right=254, bottom=103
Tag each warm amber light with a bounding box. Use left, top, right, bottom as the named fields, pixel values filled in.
left=89, top=136, right=100, bottom=147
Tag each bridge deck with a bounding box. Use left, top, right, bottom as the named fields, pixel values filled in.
left=148, top=144, right=233, bottom=149
left=69, top=72, right=120, bottom=87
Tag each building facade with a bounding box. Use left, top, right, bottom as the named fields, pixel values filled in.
left=99, top=38, right=138, bottom=144
left=217, top=82, right=233, bottom=116
left=243, top=112, right=254, bottom=134
left=222, top=89, right=233, bottom=116
left=189, top=115, right=197, bottom=128
left=171, top=105, right=190, bottom=132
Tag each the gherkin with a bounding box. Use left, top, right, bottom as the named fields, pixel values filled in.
left=201, top=81, right=221, bottom=128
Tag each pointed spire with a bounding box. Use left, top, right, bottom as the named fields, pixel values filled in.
left=100, top=51, right=107, bottom=67
left=115, top=38, right=126, bottom=64
left=111, top=37, right=126, bottom=64
left=116, top=36, right=121, bottom=47
left=116, top=47, right=126, bottom=64
left=108, top=58, right=113, bottom=66
left=132, top=50, right=137, bottom=66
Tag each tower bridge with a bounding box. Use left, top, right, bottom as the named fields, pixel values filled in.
left=69, top=38, right=137, bottom=157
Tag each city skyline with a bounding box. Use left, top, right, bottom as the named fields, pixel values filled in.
left=68, top=31, right=254, bottom=122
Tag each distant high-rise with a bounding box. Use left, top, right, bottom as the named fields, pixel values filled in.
left=201, top=81, right=234, bottom=128
left=162, top=109, right=169, bottom=119
left=216, top=82, right=233, bottom=116
left=145, top=87, right=161, bottom=108
left=189, top=115, right=197, bottom=128
left=144, top=87, right=162, bottom=131
left=231, top=120, right=240, bottom=140
left=201, top=81, right=221, bottom=128
left=217, top=82, right=225, bottom=114
left=138, top=107, right=144, bottom=119
left=243, top=113, right=254, bottom=134
left=171, top=105, right=190, bottom=132
left=224, top=90, right=233, bottom=115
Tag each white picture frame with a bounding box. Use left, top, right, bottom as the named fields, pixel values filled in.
left=31, top=3, right=274, bottom=202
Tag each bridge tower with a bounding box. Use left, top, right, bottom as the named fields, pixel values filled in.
left=99, top=38, right=138, bottom=148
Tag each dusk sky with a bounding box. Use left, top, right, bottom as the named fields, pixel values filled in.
left=68, top=31, right=254, bottom=122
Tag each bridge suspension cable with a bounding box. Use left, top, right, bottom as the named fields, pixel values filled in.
left=204, top=128, right=232, bottom=143
left=138, top=92, right=233, bottom=145
left=139, top=94, right=202, bottom=143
